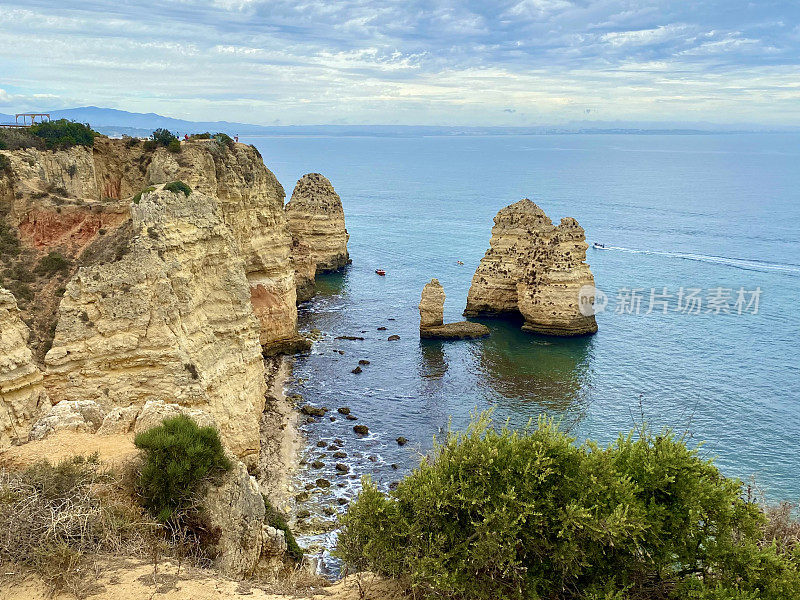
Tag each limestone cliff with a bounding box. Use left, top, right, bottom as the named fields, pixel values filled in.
left=145, top=142, right=301, bottom=349
left=464, top=199, right=597, bottom=336
left=0, top=287, right=50, bottom=449
left=1, top=138, right=302, bottom=353
left=285, top=173, right=349, bottom=301
left=43, top=186, right=267, bottom=463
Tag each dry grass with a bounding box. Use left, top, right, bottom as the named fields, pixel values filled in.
left=0, top=454, right=211, bottom=597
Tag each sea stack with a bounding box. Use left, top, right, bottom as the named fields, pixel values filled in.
left=419, top=279, right=489, bottom=340
left=464, top=199, right=597, bottom=336
left=285, top=173, right=350, bottom=301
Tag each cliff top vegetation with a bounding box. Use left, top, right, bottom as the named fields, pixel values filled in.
left=337, top=413, right=800, bottom=600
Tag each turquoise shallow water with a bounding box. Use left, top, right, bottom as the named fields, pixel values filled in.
left=245, top=134, right=800, bottom=537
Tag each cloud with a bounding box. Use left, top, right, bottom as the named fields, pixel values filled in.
left=0, top=0, right=797, bottom=125
left=601, top=24, right=690, bottom=48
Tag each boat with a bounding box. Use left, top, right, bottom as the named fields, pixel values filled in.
left=593, top=243, right=606, bottom=249
left=375, top=269, right=386, bottom=276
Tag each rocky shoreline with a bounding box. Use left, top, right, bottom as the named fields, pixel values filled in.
left=0, top=131, right=604, bottom=592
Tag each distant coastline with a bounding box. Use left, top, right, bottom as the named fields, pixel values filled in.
left=3, top=106, right=798, bottom=139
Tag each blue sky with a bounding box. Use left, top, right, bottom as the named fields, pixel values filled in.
left=0, top=0, right=798, bottom=125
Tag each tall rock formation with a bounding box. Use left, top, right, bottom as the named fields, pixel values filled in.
left=465, top=199, right=597, bottom=336
left=464, top=200, right=554, bottom=315
left=419, top=279, right=446, bottom=329
left=43, top=186, right=267, bottom=464
left=285, top=173, right=349, bottom=301
left=0, top=287, right=50, bottom=448
left=144, top=142, right=302, bottom=351
left=419, top=279, right=489, bottom=340
left=517, top=217, right=598, bottom=335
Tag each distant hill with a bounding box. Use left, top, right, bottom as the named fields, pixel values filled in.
left=2, top=107, right=798, bottom=137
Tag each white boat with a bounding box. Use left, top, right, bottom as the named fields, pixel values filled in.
left=593, top=242, right=607, bottom=249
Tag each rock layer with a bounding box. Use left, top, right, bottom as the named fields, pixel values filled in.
left=1, top=139, right=302, bottom=353
left=145, top=142, right=301, bottom=349
left=419, top=278, right=490, bottom=340
left=0, top=288, right=50, bottom=448
left=464, top=199, right=597, bottom=336
left=285, top=173, right=349, bottom=301
left=518, top=217, right=598, bottom=335
left=43, top=186, right=267, bottom=463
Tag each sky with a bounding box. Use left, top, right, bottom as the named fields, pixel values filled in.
left=0, top=0, right=799, bottom=126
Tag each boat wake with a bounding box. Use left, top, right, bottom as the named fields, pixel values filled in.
left=595, top=245, right=800, bottom=276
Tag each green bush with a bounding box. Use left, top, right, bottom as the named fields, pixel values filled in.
left=0, top=219, right=19, bottom=257
left=164, top=180, right=191, bottom=197
left=212, top=132, right=235, bottom=151
left=151, top=128, right=178, bottom=147
left=131, top=186, right=155, bottom=204
left=336, top=414, right=800, bottom=600
left=28, top=119, right=96, bottom=150
left=263, top=496, right=304, bottom=561
left=34, top=251, right=70, bottom=275
left=167, top=139, right=181, bottom=153
left=134, top=415, right=231, bottom=523
left=188, top=132, right=211, bottom=140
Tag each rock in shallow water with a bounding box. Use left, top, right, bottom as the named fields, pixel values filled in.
left=418, top=279, right=490, bottom=340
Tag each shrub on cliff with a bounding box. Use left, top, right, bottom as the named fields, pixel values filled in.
left=167, top=139, right=182, bottom=153
left=336, top=413, right=800, bottom=600
left=28, top=119, right=97, bottom=150
left=0, top=128, right=45, bottom=150
left=134, top=415, right=231, bottom=523
left=212, top=132, right=235, bottom=151
left=164, top=180, right=192, bottom=197
left=131, top=186, right=155, bottom=204
left=263, top=497, right=304, bottom=562
left=151, top=128, right=178, bottom=147
left=34, top=251, right=70, bottom=275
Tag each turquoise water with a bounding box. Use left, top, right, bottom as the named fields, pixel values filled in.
left=246, top=134, right=800, bottom=516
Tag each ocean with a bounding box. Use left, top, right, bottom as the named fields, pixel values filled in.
left=244, top=132, right=800, bottom=557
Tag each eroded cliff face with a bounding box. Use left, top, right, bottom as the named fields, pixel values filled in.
left=0, top=287, right=50, bottom=449
left=465, top=199, right=554, bottom=316
left=285, top=173, right=349, bottom=301
left=517, top=217, right=598, bottom=335
left=143, top=142, right=300, bottom=349
left=43, top=187, right=267, bottom=463
left=1, top=139, right=301, bottom=353
left=465, top=199, right=597, bottom=336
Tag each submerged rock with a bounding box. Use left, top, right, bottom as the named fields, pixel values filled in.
left=353, top=424, right=369, bottom=435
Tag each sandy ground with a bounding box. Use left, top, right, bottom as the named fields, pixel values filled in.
left=0, top=558, right=407, bottom=600
left=0, top=430, right=137, bottom=469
